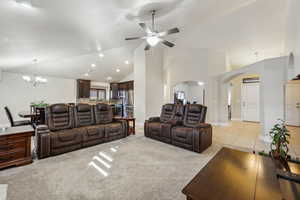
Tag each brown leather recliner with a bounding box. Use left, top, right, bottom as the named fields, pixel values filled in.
left=94, top=103, right=128, bottom=142
left=47, top=104, right=83, bottom=156
left=171, top=104, right=212, bottom=153
left=144, top=104, right=184, bottom=144
left=75, top=104, right=105, bottom=148
left=37, top=103, right=127, bottom=159
left=144, top=104, right=212, bottom=153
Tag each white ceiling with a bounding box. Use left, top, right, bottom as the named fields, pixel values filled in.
left=0, top=0, right=289, bottom=81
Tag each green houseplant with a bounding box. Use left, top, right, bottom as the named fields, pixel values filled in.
left=269, top=119, right=290, bottom=162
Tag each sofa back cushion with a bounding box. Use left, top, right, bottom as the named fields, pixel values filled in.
left=160, top=104, right=176, bottom=123
left=46, top=104, right=74, bottom=131
left=94, top=103, right=113, bottom=124
left=74, top=104, right=94, bottom=127
left=183, top=104, right=207, bottom=128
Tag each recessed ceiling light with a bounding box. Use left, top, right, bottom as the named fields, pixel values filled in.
left=84, top=73, right=89, bottom=77
left=99, top=53, right=104, bottom=58
left=91, top=64, right=96, bottom=68
left=125, top=60, right=130, bottom=65
left=116, top=69, right=120, bottom=73
left=107, top=76, right=112, bottom=81
left=97, top=46, right=102, bottom=51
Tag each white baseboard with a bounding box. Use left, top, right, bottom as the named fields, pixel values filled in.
left=231, top=118, right=242, bottom=121
left=210, top=122, right=229, bottom=126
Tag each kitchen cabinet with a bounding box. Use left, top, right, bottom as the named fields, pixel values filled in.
left=77, top=79, right=91, bottom=98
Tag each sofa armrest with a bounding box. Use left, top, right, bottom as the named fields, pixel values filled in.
left=193, top=124, right=212, bottom=153
left=194, top=123, right=211, bottom=128
left=36, top=125, right=51, bottom=159
left=36, top=125, right=49, bottom=133
left=148, top=117, right=160, bottom=122
left=113, top=119, right=128, bottom=137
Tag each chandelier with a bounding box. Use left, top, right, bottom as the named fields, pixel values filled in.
left=22, top=75, right=47, bottom=87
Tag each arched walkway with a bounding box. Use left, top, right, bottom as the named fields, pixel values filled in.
left=217, top=56, right=289, bottom=142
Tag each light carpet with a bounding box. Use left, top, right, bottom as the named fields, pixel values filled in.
left=0, top=135, right=224, bottom=200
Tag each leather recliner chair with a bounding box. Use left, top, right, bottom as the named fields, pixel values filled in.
left=94, top=103, right=128, bottom=142
left=144, top=104, right=184, bottom=144
left=75, top=103, right=105, bottom=148
left=37, top=103, right=127, bottom=159
left=47, top=104, right=83, bottom=156
left=171, top=104, right=212, bottom=153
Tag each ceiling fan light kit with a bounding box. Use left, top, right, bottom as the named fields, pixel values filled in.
left=125, top=10, right=180, bottom=50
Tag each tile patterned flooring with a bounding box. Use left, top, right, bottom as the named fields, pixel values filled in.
left=213, top=121, right=300, bottom=158
left=137, top=121, right=300, bottom=159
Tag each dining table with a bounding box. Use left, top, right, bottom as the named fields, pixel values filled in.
left=18, top=111, right=38, bottom=119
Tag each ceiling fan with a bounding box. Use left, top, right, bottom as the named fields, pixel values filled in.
left=125, top=10, right=180, bottom=51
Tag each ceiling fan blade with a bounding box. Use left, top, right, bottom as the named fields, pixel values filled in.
left=125, top=37, right=144, bottom=41
left=158, top=28, right=180, bottom=37
left=144, top=44, right=151, bottom=51
left=162, top=40, right=175, bottom=48
left=139, top=23, right=152, bottom=34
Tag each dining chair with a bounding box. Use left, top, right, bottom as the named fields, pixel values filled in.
left=4, top=107, right=31, bottom=127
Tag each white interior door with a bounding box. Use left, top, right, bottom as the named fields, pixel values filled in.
left=286, top=84, right=300, bottom=126
left=241, top=83, right=260, bottom=122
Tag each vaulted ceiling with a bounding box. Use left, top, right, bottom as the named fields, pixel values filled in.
left=0, top=0, right=289, bottom=81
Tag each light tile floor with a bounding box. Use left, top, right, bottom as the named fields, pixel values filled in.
left=137, top=121, right=300, bottom=159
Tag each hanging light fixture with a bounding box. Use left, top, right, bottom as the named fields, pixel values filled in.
left=22, top=75, right=47, bottom=87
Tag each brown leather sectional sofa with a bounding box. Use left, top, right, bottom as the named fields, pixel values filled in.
left=36, top=103, right=127, bottom=159
left=144, top=104, right=212, bottom=153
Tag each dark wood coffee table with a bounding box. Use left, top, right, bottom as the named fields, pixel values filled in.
left=182, top=147, right=300, bottom=200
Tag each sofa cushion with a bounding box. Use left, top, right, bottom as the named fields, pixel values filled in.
left=51, top=128, right=84, bottom=149
left=51, top=104, right=69, bottom=114
left=172, top=127, right=193, bottom=145
left=46, top=104, right=74, bottom=131
left=160, top=104, right=176, bottom=123
left=83, top=125, right=105, bottom=141
left=94, top=103, right=113, bottom=124
left=183, top=104, right=207, bottom=128
left=74, top=104, right=94, bottom=127
left=105, top=122, right=123, bottom=137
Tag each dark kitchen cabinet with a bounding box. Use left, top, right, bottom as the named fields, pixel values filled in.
left=110, top=81, right=134, bottom=99
left=110, top=83, right=119, bottom=99
left=77, top=79, right=91, bottom=98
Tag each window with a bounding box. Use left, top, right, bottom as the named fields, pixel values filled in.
left=90, top=88, right=106, bottom=100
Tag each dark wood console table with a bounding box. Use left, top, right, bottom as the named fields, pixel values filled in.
left=182, top=147, right=300, bottom=200
left=0, top=125, right=34, bottom=169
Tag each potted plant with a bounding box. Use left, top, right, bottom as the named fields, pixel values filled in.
left=269, top=119, right=290, bottom=164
